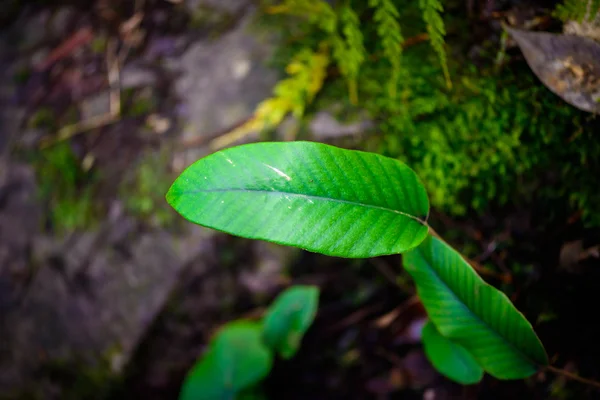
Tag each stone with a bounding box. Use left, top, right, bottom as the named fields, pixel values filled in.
left=121, top=63, right=157, bottom=89
left=309, top=110, right=375, bottom=139
left=173, top=11, right=278, bottom=160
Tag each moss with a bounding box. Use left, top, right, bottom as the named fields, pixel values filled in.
left=259, top=0, right=600, bottom=226
left=358, top=45, right=600, bottom=226
left=120, top=149, right=176, bottom=227
left=28, top=107, right=57, bottom=130
left=13, top=65, right=31, bottom=85
left=90, top=35, right=108, bottom=54
left=188, top=3, right=236, bottom=37
left=32, top=142, right=99, bottom=233
left=122, top=87, right=157, bottom=117
left=39, top=353, right=121, bottom=400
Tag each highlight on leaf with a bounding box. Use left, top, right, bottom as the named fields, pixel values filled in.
left=403, top=235, right=548, bottom=380
left=166, top=141, right=430, bottom=258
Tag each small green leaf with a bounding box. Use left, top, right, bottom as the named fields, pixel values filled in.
left=403, top=235, right=548, bottom=380
left=167, top=141, right=429, bottom=258
left=262, top=285, right=319, bottom=359
left=179, top=321, right=273, bottom=400
left=421, top=320, right=483, bottom=385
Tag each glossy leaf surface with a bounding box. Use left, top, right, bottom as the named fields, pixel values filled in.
left=403, top=235, right=548, bottom=379
left=167, top=141, right=429, bottom=258
left=421, top=320, right=483, bottom=385
left=263, top=285, right=319, bottom=359
left=179, top=321, right=272, bottom=400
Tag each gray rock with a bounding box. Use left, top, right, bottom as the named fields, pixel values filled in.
left=0, top=2, right=284, bottom=396
left=309, top=110, right=375, bottom=139
left=185, top=0, right=253, bottom=14
left=81, top=90, right=111, bottom=120
left=121, top=63, right=157, bottom=89
left=173, top=11, right=278, bottom=160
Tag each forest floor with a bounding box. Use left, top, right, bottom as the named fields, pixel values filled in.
left=1, top=1, right=599, bottom=399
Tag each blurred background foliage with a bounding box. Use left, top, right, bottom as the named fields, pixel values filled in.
left=255, top=0, right=600, bottom=227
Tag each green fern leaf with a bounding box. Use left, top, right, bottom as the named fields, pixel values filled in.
left=553, top=0, right=600, bottom=22
left=332, top=5, right=366, bottom=104
left=369, top=0, right=404, bottom=97
left=267, top=0, right=337, bottom=33
left=419, top=0, right=451, bottom=88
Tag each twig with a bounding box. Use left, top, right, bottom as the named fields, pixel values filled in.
left=40, top=113, right=120, bottom=148
left=40, top=38, right=122, bottom=149
left=208, top=117, right=262, bottom=151
left=118, top=0, right=146, bottom=65
left=178, top=116, right=255, bottom=150
left=368, top=33, right=429, bottom=62
left=107, top=38, right=121, bottom=116
left=325, top=303, right=382, bottom=333
left=546, top=365, right=600, bottom=390
left=373, top=295, right=420, bottom=328
left=370, top=258, right=414, bottom=293
left=35, top=27, right=94, bottom=71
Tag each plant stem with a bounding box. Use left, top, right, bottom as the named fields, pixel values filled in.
left=546, top=365, right=600, bottom=390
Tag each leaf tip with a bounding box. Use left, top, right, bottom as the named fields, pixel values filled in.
left=165, top=181, right=180, bottom=209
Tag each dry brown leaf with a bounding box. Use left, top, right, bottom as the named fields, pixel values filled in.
left=506, top=26, right=600, bottom=113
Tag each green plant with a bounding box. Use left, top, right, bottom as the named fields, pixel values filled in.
left=260, top=0, right=448, bottom=107
left=167, top=141, right=600, bottom=389
left=421, top=320, right=482, bottom=385
left=34, top=142, right=97, bottom=232
left=553, top=0, right=600, bottom=22
left=121, top=150, right=175, bottom=226
left=179, top=285, right=319, bottom=400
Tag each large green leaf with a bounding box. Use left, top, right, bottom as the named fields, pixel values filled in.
left=167, top=141, right=429, bottom=258
left=403, top=235, right=548, bottom=379
left=179, top=321, right=273, bottom=400
left=421, top=320, right=483, bottom=385
left=262, top=285, right=319, bottom=359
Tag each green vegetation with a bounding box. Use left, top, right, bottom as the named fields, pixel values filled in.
left=33, top=142, right=98, bottom=233
left=553, top=0, right=600, bottom=22
left=360, top=56, right=594, bottom=220
left=166, top=141, right=554, bottom=387
left=421, top=320, right=483, bottom=385
left=121, top=149, right=175, bottom=227
left=179, top=285, right=319, bottom=400
left=256, top=0, right=600, bottom=227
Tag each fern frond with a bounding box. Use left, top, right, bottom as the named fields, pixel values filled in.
left=554, top=0, right=600, bottom=22
left=266, top=0, right=337, bottom=33
left=332, top=5, right=366, bottom=104
left=369, top=0, right=404, bottom=98
left=419, top=0, right=451, bottom=88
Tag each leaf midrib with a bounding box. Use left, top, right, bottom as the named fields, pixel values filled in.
left=418, top=247, right=541, bottom=369
left=182, top=188, right=428, bottom=224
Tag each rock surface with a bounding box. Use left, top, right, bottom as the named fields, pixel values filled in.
left=0, top=1, right=280, bottom=396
